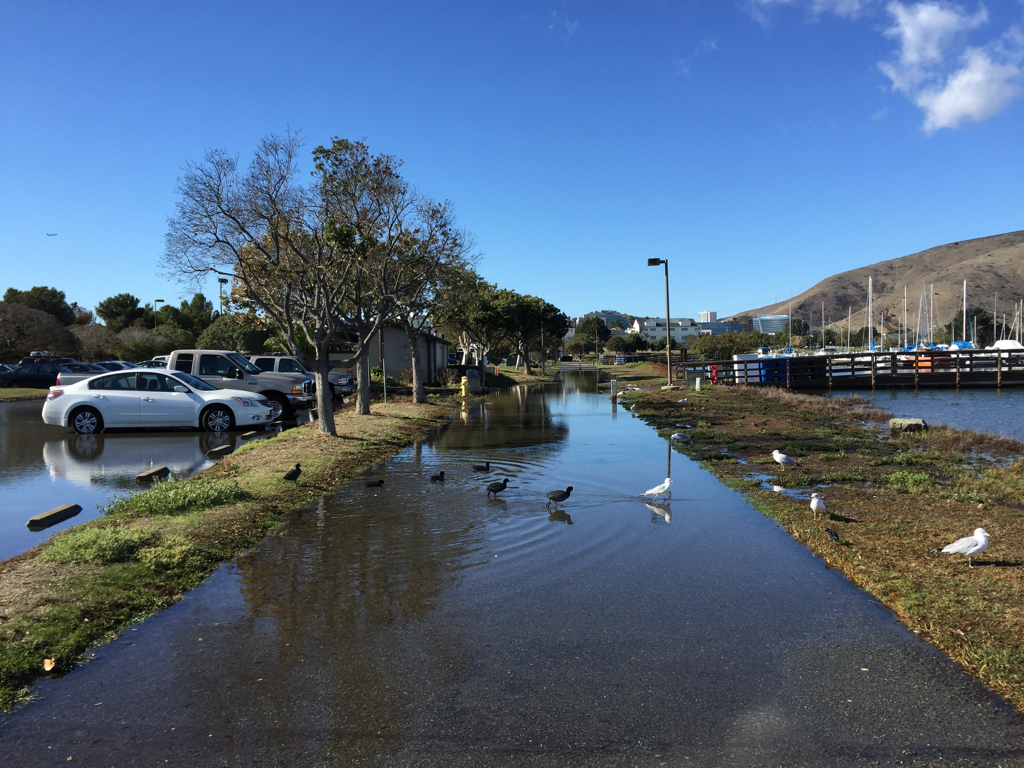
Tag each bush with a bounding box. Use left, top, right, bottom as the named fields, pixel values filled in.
left=102, top=476, right=250, bottom=518
left=41, top=525, right=160, bottom=565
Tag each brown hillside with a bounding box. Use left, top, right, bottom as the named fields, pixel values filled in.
left=730, top=231, right=1024, bottom=332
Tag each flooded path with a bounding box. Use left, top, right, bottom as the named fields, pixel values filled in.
left=3, top=376, right=1023, bottom=766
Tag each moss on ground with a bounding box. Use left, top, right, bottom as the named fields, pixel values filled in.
left=621, top=383, right=1024, bottom=712
left=0, top=396, right=456, bottom=711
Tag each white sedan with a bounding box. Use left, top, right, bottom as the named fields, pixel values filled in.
left=42, top=369, right=277, bottom=434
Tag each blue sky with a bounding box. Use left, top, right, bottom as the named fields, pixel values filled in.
left=2, top=1, right=1022, bottom=323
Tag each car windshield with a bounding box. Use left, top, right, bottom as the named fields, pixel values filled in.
left=172, top=372, right=218, bottom=391
left=226, top=353, right=262, bottom=373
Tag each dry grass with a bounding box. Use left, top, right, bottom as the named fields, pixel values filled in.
left=628, top=384, right=1024, bottom=711
left=0, top=388, right=48, bottom=402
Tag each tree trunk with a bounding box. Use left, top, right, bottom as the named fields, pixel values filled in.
left=314, top=353, right=336, bottom=436
left=404, top=326, right=426, bottom=403
left=355, top=355, right=372, bottom=415
left=522, top=344, right=533, bottom=375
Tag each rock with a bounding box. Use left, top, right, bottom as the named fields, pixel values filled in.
left=889, top=418, right=928, bottom=434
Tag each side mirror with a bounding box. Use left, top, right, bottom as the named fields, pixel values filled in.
left=173, top=385, right=188, bottom=393
left=228, top=367, right=243, bottom=379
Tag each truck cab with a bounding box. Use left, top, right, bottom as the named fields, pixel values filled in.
left=166, top=349, right=313, bottom=419
left=247, top=354, right=356, bottom=399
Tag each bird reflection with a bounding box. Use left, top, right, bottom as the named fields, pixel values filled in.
left=643, top=500, right=672, bottom=523
left=547, top=509, right=573, bottom=525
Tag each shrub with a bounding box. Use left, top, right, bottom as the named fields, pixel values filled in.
left=103, top=477, right=250, bottom=518
left=41, top=525, right=160, bottom=565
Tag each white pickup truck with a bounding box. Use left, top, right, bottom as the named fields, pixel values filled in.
left=247, top=355, right=356, bottom=399
left=166, top=349, right=313, bottom=419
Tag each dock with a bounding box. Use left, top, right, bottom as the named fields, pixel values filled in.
left=681, top=349, right=1024, bottom=390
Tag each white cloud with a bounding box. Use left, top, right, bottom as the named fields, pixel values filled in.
left=743, top=0, right=875, bottom=24
left=878, top=2, right=1024, bottom=131
left=916, top=47, right=1021, bottom=130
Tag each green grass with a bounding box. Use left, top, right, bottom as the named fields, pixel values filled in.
left=102, top=476, right=251, bottom=519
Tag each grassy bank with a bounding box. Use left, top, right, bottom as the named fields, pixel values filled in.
left=620, top=384, right=1024, bottom=711
left=0, top=396, right=456, bottom=712
left=0, top=388, right=48, bottom=402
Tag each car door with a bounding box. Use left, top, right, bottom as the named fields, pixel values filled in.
left=197, top=354, right=245, bottom=390
left=86, top=372, right=141, bottom=427
left=138, top=372, right=198, bottom=427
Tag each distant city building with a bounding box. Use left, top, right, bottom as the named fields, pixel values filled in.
left=575, top=310, right=631, bottom=331
left=752, top=314, right=790, bottom=334
left=629, top=317, right=700, bottom=345
left=698, top=321, right=744, bottom=336
left=697, top=311, right=718, bottom=323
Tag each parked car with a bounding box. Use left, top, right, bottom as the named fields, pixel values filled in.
left=246, top=354, right=356, bottom=399
left=165, top=349, right=313, bottom=418
left=42, top=369, right=276, bottom=434
left=18, top=356, right=77, bottom=366
left=95, top=360, right=139, bottom=371
left=2, top=363, right=75, bottom=388
left=54, top=363, right=116, bottom=387
left=0, top=363, right=15, bottom=373
left=135, top=360, right=171, bottom=368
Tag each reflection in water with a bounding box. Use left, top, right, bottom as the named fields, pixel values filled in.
left=643, top=499, right=673, bottom=523
left=547, top=508, right=573, bottom=525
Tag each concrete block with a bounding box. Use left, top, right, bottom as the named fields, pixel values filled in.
left=241, top=431, right=260, bottom=438
left=28, top=504, right=82, bottom=531
left=135, top=466, right=171, bottom=482
left=889, top=418, right=928, bottom=434
left=206, top=444, right=234, bottom=459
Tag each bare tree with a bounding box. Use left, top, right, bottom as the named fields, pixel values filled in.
left=164, top=132, right=355, bottom=435
left=0, top=303, right=78, bottom=359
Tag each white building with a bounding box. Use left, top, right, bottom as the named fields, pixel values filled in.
left=697, top=311, right=717, bottom=323
left=629, top=317, right=700, bottom=345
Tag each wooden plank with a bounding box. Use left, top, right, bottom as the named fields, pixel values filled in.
left=27, top=504, right=82, bottom=531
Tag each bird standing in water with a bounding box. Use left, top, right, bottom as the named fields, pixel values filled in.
left=431, top=471, right=445, bottom=482
left=545, top=486, right=573, bottom=506
left=487, top=478, right=510, bottom=498
left=641, top=477, right=672, bottom=500
left=284, top=463, right=302, bottom=483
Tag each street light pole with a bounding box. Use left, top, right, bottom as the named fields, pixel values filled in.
left=218, top=278, right=229, bottom=314
left=154, top=299, right=165, bottom=330
left=647, top=258, right=672, bottom=386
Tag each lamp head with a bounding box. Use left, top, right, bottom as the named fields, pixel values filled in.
left=647, top=258, right=663, bottom=267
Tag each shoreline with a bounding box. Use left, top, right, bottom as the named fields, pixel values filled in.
left=0, top=395, right=459, bottom=712
left=620, top=383, right=1024, bottom=712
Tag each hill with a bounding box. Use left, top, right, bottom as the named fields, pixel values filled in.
left=729, top=231, right=1024, bottom=334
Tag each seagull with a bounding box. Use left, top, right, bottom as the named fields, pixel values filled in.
left=471, top=461, right=490, bottom=471
left=486, top=478, right=510, bottom=497
left=545, top=486, right=573, bottom=506
left=942, top=528, right=989, bottom=567
left=365, top=479, right=385, bottom=487
left=675, top=398, right=687, bottom=404
left=772, top=450, right=799, bottom=471
left=809, top=492, right=826, bottom=517
left=641, top=477, right=672, bottom=500
left=671, top=432, right=687, bottom=440
left=430, top=471, right=445, bottom=482
left=283, top=463, right=302, bottom=482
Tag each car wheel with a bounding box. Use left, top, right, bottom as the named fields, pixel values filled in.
left=266, top=393, right=289, bottom=420
left=70, top=406, right=104, bottom=434
left=201, top=405, right=234, bottom=433
left=9, top=379, right=21, bottom=388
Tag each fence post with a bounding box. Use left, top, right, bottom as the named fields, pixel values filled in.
left=955, top=355, right=960, bottom=389
left=997, top=353, right=1002, bottom=388
left=870, top=355, right=876, bottom=389
left=914, top=353, right=919, bottom=389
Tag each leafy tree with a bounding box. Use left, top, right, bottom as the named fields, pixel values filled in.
left=70, top=324, right=117, bottom=361
left=605, top=336, right=626, bottom=352
left=782, top=318, right=809, bottom=337
left=158, top=293, right=217, bottom=335
left=950, top=307, right=994, bottom=347
left=95, top=293, right=152, bottom=332
left=491, top=290, right=566, bottom=375
left=434, top=272, right=502, bottom=368
left=3, top=286, right=77, bottom=326
left=0, top=303, right=79, bottom=358
left=197, top=313, right=274, bottom=353
left=573, top=317, right=611, bottom=354
left=689, top=331, right=775, bottom=360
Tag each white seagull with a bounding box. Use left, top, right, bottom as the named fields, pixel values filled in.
left=670, top=432, right=687, bottom=440
left=809, top=492, right=826, bottom=517
left=942, top=528, right=989, bottom=567
left=641, top=477, right=673, bottom=500
left=772, top=450, right=799, bottom=471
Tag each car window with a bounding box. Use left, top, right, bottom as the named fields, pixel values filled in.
left=174, top=353, right=194, bottom=373
left=225, top=353, right=261, bottom=373
left=89, top=373, right=138, bottom=391
left=252, top=357, right=275, bottom=372
left=199, top=355, right=234, bottom=376
left=172, top=372, right=217, bottom=391
left=138, top=372, right=177, bottom=392
left=278, top=359, right=304, bottom=373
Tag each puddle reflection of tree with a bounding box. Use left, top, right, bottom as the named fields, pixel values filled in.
left=442, top=387, right=569, bottom=452
left=201, top=494, right=484, bottom=760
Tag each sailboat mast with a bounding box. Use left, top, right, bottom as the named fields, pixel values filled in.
left=868, top=277, right=873, bottom=351
left=962, top=280, right=968, bottom=342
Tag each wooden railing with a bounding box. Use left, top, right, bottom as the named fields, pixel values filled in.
left=677, top=350, right=1024, bottom=389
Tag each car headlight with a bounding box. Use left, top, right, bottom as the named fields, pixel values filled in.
left=232, top=397, right=260, bottom=407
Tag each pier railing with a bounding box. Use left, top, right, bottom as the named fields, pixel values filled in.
left=678, top=349, right=1024, bottom=390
